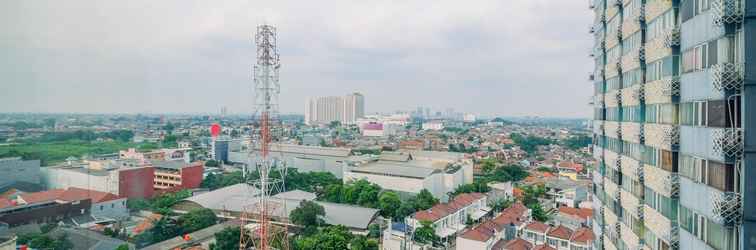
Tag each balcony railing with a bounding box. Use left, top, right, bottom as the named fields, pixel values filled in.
left=712, top=191, right=743, bottom=227
left=663, top=173, right=680, bottom=198
left=663, top=27, right=681, bottom=48
left=712, top=62, right=744, bottom=92
left=712, top=0, right=744, bottom=26
left=661, top=76, right=681, bottom=97
left=713, top=128, right=744, bottom=159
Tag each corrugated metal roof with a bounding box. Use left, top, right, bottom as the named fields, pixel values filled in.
left=349, top=162, right=440, bottom=179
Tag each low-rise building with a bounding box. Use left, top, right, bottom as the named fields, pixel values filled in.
left=408, top=193, right=489, bottom=240
left=42, top=159, right=155, bottom=199
left=0, top=189, right=92, bottom=227
left=18, top=187, right=128, bottom=221
left=522, top=222, right=594, bottom=250
left=152, top=161, right=203, bottom=190
left=0, top=157, right=40, bottom=186
left=455, top=203, right=531, bottom=250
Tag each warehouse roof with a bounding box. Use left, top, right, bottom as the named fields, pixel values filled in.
left=349, top=161, right=440, bottom=179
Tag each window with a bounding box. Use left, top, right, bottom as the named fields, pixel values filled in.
left=607, top=76, right=622, bottom=90
left=623, top=31, right=642, bottom=55
left=680, top=101, right=706, bottom=126
left=622, top=105, right=642, bottom=122
left=622, top=68, right=643, bottom=87
left=647, top=56, right=679, bottom=82
left=660, top=150, right=677, bottom=172
left=682, top=41, right=717, bottom=73
left=679, top=154, right=705, bottom=182
left=647, top=10, right=676, bottom=41
left=707, top=161, right=735, bottom=192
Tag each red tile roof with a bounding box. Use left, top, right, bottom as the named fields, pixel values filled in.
left=547, top=225, right=573, bottom=240
left=513, top=187, right=523, bottom=198
left=59, top=187, right=123, bottom=203
left=414, top=192, right=485, bottom=222
left=0, top=198, right=13, bottom=209
left=557, top=162, right=584, bottom=172
left=525, top=221, right=550, bottom=233
left=19, top=189, right=65, bottom=204
left=533, top=244, right=557, bottom=250
left=492, top=202, right=528, bottom=227
left=491, top=239, right=508, bottom=250
left=570, top=227, right=595, bottom=244
left=502, top=238, right=532, bottom=250
left=558, top=207, right=593, bottom=221
left=460, top=221, right=499, bottom=242
left=18, top=188, right=122, bottom=206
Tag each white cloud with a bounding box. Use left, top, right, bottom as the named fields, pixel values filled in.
left=0, top=0, right=594, bottom=117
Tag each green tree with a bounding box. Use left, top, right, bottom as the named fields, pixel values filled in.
left=415, top=189, right=439, bottom=210
left=150, top=217, right=182, bottom=243
left=205, top=159, right=219, bottom=167
left=395, top=198, right=418, bottom=220
left=293, top=225, right=353, bottom=250
left=528, top=203, right=550, bottom=222
left=350, top=235, right=379, bottom=250
left=116, top=244, right=130, bottom=250
left=290, top=200, right=325, bottom=236
left=178, top=208, right=217, bottom=233
left=378, top=191, right=401, bottom=219
left=367, top=224, right=381, bottom=238
left=479, top=158, right=498, bottom=173
left=210, top=227, right=240, bottom=250
left=413, top=221, right=439, bottom=245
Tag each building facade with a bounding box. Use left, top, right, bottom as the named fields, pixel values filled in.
left=590, top=0, right=755, bottom=249
left=0, top=157, right=40, bottom=186
left=305, top=93, right=365, bottom=125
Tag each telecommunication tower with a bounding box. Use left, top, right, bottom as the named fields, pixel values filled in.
left=239, top=24, right=289, bottom=250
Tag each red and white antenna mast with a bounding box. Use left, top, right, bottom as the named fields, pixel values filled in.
left=240, top=24, right=288, bottom=250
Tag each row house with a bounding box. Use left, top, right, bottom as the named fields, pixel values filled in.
left=456, top=202, right=531, bottom=250
left=522, top=222, right=594, bottom=250
left=408, top=192, right=489, bottom=240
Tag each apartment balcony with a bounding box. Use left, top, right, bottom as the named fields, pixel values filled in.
left=604, top=177, right=620, bottom=201
left=620, top=155, right=641, bottom=179
left=644, top=164, right=676, bottom=197
left=644, top=204, right=678, bottom=248
left=604, top=235, right=618, bottom=250
left=604, top=90, right=621, bottom=109
left=711, top=191, right=743, bottom=227
left=644, top=123, right=679, bottom=151
left=604, top=121, right=621, bottom=140
left=645, top=0, right=674, bottom=21
left=606, top=0, right=621, bottom=19
left=621, top=5, right=644, bottom=39
left=645, top=27, right=678, bottom=62
left=594, top=120, right=605, bottom=135
left=712, top=0, right=744, bottom=26
left=620, top=221, right=642, bottom=250
left=620, top=189, right=642, bottom=218
left=604, top=148, right=620, bottom=166
left=606, top=29, right=620, bottom=51
left=621, top=121, right=643, bottom=144
left=712, top=128, right=744, bottom=161
left=594, top=94, right=606, bottom=108
left=604, top=204, right=619, bottom=227
left=712, top=62, right=744, bottom=92
left=593, top=145, right=604, bottom=160
left=644, top=77, right=679, bottom=105
left=604, top=58, right=620, bottom=78
left=621, top=85, right=641, bottom=107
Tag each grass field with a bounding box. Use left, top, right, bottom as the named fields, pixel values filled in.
left=0, top=140, right=159, bottom=166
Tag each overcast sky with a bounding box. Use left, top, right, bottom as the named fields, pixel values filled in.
left=1, top=1, right=594, bottom=118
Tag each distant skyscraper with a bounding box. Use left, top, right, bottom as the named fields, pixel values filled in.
left=305, top=93, right=365, bottom=125
left=590, top=0, right=754, bottom=250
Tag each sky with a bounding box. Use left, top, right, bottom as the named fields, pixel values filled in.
left=0, top=1, right=594, bottom=118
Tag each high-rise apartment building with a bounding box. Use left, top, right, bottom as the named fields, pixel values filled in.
left=305, top=93, right=365, bottom=125
left=590, top=0, right=755, bottom=250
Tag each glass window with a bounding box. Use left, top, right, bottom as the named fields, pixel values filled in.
left=647, top=10, right=676, bottom=42
left=623, top=68, right=643, bottom=87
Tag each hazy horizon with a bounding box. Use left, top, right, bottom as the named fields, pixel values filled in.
left=1, top=1, right=593, bottom=118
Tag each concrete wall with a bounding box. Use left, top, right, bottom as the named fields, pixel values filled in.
left=0, top=158, right=40, bottom=185
left=42, top=168, right=111, bottom=193
left=343, top=172, right=425, bottom=195
left=179, top=164, right=204, bottom=189
left=118, top=167, right=155, bottom=199
left=91, top=198, right=129, bottom=220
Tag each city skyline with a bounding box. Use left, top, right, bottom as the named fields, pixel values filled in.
left=1, top=1, right=593, bottom=118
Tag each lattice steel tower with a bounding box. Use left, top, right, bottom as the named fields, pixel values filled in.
left=239, top=24, right=288, bottom=250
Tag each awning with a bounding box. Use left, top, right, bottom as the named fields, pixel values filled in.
left=471, top=209, right=489, bottom=220
left=437, top=227, right=457, bottom=238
